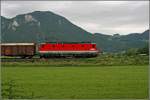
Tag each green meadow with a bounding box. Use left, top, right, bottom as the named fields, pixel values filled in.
left=1, top=54, right=149, bottom=99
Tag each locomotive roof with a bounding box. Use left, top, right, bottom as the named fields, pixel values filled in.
left=0, top=43, right=35, bottom=45
left=44, top=42, right=95, bottom=44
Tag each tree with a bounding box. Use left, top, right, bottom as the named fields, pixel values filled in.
left=125, top=48, right=138, bottom=56
left=137, top=45, right=149, bottom=55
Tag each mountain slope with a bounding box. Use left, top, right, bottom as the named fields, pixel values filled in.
left=1, top=11, right=93, bottom=43
left=93, top=30, right=149, bottom=52
left=1, top=11, right=149, bottom=52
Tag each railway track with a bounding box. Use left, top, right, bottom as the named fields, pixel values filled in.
left=1, top=57, right=41, bottom=62
left=1, top=57, right=80, bottom=62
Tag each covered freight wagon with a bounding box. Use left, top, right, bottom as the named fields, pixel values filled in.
left=1, top=43, right=36, bottom=58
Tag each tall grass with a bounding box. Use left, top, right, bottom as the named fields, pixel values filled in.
left=2, top=54, right=149, bottom=66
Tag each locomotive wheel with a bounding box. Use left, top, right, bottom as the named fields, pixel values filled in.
left=40, top=56, right=44, bottom=58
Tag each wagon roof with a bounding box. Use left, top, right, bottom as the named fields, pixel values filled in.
left=0, top=43, right=35, bottom=45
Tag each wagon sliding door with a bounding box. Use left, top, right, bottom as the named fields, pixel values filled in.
left=17, top=46, right=25, bottom=56
left=4, top=46, right=12, bottom=56
left=26, top=45, right=35, bottom=56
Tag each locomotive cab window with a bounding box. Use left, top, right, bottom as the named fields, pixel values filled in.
left=92, top=45, right=95, bottom=48
left=41, top=45, right=44, bottom=48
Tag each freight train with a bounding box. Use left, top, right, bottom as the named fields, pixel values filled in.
left=1, top=42, right=99, bottom=58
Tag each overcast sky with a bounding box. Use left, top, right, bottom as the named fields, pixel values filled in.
left=1, top=1, right=149, bottom=35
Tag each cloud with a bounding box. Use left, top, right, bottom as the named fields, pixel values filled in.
left=1, top=1, right=149, bottom=35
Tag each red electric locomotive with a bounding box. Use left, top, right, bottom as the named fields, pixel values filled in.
left=38, top=42, right=99, bottom=58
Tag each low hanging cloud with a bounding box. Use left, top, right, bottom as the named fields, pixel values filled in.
left=1, top=1, right=149, bottom=35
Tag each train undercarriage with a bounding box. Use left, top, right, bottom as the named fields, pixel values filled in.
left=39, top=51, right=98, bottom=58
